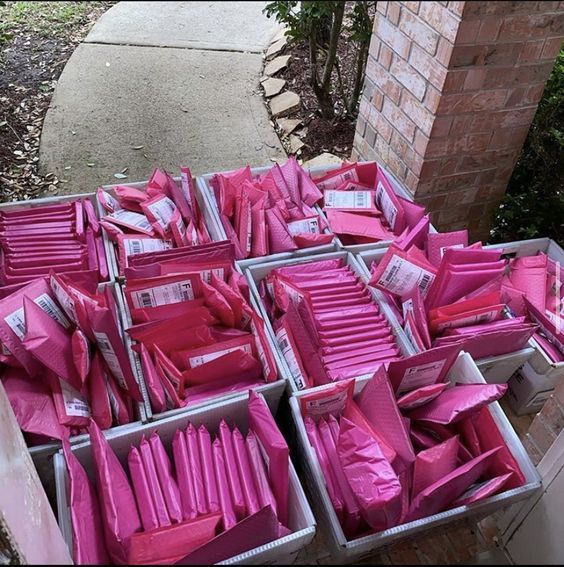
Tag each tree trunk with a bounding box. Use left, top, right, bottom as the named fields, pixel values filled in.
left=348, top=39, right=369, bottom=116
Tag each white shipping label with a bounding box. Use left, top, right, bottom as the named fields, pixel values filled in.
left=398, top=359, right=447, bottom=393
left=50, top=275, right=78, bottom=324
left=276, top=327, right=307, bottom=390
left=94, top=331, right=127, bottom=389
left=375, top=181, right=398, bottom=229
left=106, top=377, right=122, bottom=418
left=317, top=169, right=359, bottom=190
left=324, top=190, right=373, bottom=209
left=101, top=190, right=122, bottom=212
left=440, top=243, right=465, bottom=258
left=188, top=343, right=253, bottom=368
left=4, top=293, right=70, bottom=339
left=180, top=169, right=194, bottom=208
left=402, top=298, right=414, bottom=320
left=435, top=309, right=501, bottom=332
left=377, top=255, right=435, bottom=297
left=404, top=319, right=423, bottom=353
left=130, top=280, right=195, bottom=309
left=287, top=217, right=320, bottom=236
left=60, top=378, right=91, bottom=418
left=109, top=209, right=152, bottom=232
left=304, top=389, right=349, bottom=417
left=147, top=197, right=177, bottom=230
left=124, top=238, right=171, bottom=261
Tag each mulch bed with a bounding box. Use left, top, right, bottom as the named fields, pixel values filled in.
left=0, top=2, right=115, bottom=202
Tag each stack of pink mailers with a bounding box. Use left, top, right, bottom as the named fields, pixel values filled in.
left=0, top=198, right=108, bottom=292
left=312, top=161, right=430, bottom=246
left=63, top=391, right=291, bottom=565
left=369, top=232, right=537, bottom=361
left=97, top=167, right=211, bottom=276
left=298, top=358, right=525, bottom=540
left=0, top=275, right=143, bottom=444
left=122, top=242, right=279, bottom=412
left=209, top=156, right=333, bottom=259
left=500, top=251, right=564, bottom=363
left=258, top=257, right=405, bottom=389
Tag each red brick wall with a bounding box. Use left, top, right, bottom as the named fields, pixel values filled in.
left=353, top=1, right=564, bottom=240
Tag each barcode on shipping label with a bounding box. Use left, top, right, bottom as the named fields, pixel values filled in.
left=4, top=293, right=70, bottom=339
left=375, top=181, right=398, bottom=229
left=60, top=378, right=91, bottom=418
left=287, top=217, right=320, bottom=236
left=398, top=359, right=447, bottom=393
left=276, top=327, right=307, bottom=390
left=318, top=169, right=359, bottom=190
left=324, top=190, right=373, bottom=209
left=304, top=389, right=349, bottom=417
left=50, top=275, right=78, bottom=324
left=439, top=243, right=465, bottom=258
left=124, top=238, right=171, bottom=264
left=94, top=331, right=127, bottom=389
left=131, top=280, right=194, bottom=309
left=378, top=255, right=435, bottom=297
left=109, top=209, right=152, bottom=231
left=188, top=343, right=253, bottom=368
left=147, top=196, right=176, bottom=229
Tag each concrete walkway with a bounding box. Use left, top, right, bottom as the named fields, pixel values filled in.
left=39, top=2, right=285, bottom=193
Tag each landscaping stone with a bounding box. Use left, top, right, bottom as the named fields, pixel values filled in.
left=303, top=152, right=343, bottom=168
left=264, top=55, right=290, bottom=76
left=262, top=77, right=286, bottom=97
left=266, top=36, right=288, bottom=59
left=276, top=117, right=302, bottom=136
left=288, top=134, right=305, bottom=154
left=269, top=91, right=300, bottom=118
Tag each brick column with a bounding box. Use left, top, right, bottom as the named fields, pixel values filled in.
left=353, top=1, right=564, bottom=241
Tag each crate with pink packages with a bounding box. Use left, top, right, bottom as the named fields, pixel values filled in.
left=356, top=248, right=535, bottom=384
left=53, top=390, right=316, bottom=565
left=243, top=250, right=415, bottom=395
left=197, top=160, right=339, bottom=270
left=289, top=352, right=540, bottom=562
left=5, top=282, right=148, bottom=505
left=114, top=278, right=287, bottom=424
left=96, top=168, right=225, bottom=282
left=484, top=237, right=564, bottom=382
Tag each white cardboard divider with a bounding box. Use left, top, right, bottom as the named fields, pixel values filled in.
left=355, top=248, right=535, bottom=383
left=243, top=250, right=415, bottom=395
left=196, top=163, right=340, bottom=270
left=485, top=237, right=564, bottom=381
left=29, top=283, right=146, bottom=503
left=54, top=391, right=316, bottom=565
left=115, top=279, right=286, bottom=423
left=289, top=352, right=541, bottom=562
left=97, top=175, right=226, bottom=282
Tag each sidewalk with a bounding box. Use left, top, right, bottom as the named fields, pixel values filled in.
left=39, top=1, right=286, bottom=193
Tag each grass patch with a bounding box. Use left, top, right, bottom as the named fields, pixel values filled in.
left=0, top=1, right=112, bottom=41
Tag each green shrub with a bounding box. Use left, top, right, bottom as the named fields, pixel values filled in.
left=490, top=49, right=564, bottom=244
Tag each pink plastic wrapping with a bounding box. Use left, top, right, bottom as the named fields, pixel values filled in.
left=397, top=383, right=448, bottom=411
left=128, top=445, right=160, bottom=531
left=407, top=383, right=507, bottom=425
left=88, top=352, right=113, bottom=430
left=63, top=440, right=109, bottom=564
left=246, top=430, right=279, bottom=517
left=89, top=421, right=141, bottom=564
left=452, top=473, right=513, bottom=507
left=248, top=390, right=289, bottom=526
left=139, top=436, right=171, bottom=527
left=232, top=427, right=260, bottom=516
left=149, top=431, right=184, bottom=524
left=338, top=417, right=402, bottom=531
left=186, top=423, right=208, bottom=515
left=212, top=439, right=237, bottom=530
left=219, top=420, right=246, bottom=519
left=198, top=425, right=221, bottom=514
left=172, top=430, right=198, bottom=521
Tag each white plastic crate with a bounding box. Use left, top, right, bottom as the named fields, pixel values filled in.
left=485, top=237, right=564, bottom=382
left=355, top=248, right=535, bottom=383
left=243, top=250, right=415, bottom=395
left=289, top=352, right=541, bottom=562
left=114, top=280, right=287, bottom=423
left=54, top=391, right=316, bottom=565
left=27, top=283, right=146, bottom=503
left=97, top=175, right=225, bottom=282
left=196, top=164, right=341, bottom=270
